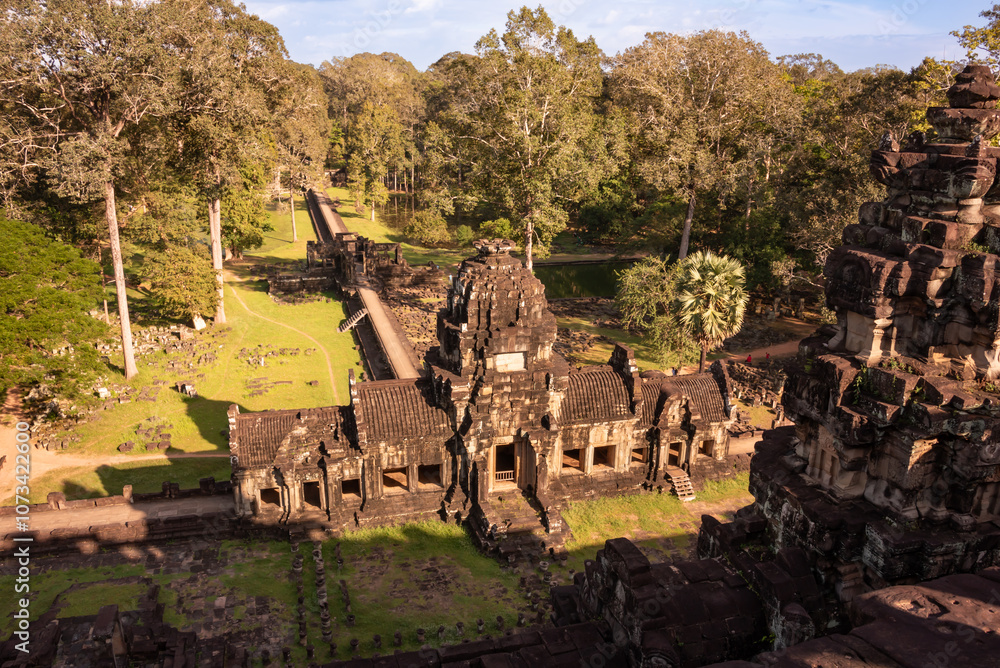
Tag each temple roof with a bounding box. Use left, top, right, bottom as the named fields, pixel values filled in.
left=355, top=379, right=452, bottom=441
left=562, top=367, right=632, bottom=424
left=662, top=374, right=729, bottom=423
left=637, top=372, right=729, bottom=427
left=234, top=407, right=341, bottom=469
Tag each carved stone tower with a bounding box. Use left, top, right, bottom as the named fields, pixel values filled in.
left=435, top=239, right=567, bottom=511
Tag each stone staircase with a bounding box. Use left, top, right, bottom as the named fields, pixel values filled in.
left=471, top=491, right=571, bottom=563
left=337, top=307, right=368, bottom=333
left=665, top=465, right=696, bottom=501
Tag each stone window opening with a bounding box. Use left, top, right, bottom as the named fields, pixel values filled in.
left=418, top=464, right=444, bottom=488
left=631, top=446, right=647, bottom=464
left=593, top=445, right=615, bottom=471
left=699, top=440, right=715, bottom=457
left=259, top=487, right=281, bottom=507
left=562, top=448, right=584, bottom=474
left=382, top=467, right=409, bottom=494
left=303, top=481, right=322, bottom=510
left=495, top=444, right=516, bottom=483
left=341, top=478, right=362, bottom=501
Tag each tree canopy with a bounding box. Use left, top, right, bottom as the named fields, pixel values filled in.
left=0, top=218, right=107, bottom=395
left=426, top=7, right=615, bottom=268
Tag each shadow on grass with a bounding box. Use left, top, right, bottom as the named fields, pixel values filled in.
left=182, top=395, right=245, bottom=452
left=92, top=459, right=234, bottom=498
left=62, top=480, right=100, bottom=499
left=309, top=520, right=525, bottom=658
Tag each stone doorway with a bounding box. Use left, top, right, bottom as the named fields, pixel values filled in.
left=668, top=442, right=683, bottom=467
left=302, top=481, right=322, bottom=510
left=494, top=443, right=517, bottom=486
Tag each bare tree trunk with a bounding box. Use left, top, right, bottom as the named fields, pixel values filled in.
left=678, top=192, right=696, bottom=260
left=209, top=197, right=226, bottom=324
left=105, top=181, right=138, bottom=379
left=289, top=189, right=297, bottom=242
left=98, top=244, right=110, bottom=324
left=698, top=342, right=707, bottom=373
left=524, top=218, right=534, bottom=272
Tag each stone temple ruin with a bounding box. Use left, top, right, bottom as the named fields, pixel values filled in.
left=230, top=237, right=736, bottom=553
left=541, top=63, right=1000, bottom=666
left=10, top=65, right=1000, bottom=668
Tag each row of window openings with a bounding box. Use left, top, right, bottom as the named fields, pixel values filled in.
left=557, top=441, right=714, bottom=475
left=259, top=440, right=715, bottom=506
left=257, top=465, right=444, bottom=508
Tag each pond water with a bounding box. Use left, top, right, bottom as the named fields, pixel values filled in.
left=534, top=261, right=632, bottom=299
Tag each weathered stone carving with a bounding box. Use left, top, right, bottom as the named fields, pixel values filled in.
left=230, top=238, right=735, bottom=555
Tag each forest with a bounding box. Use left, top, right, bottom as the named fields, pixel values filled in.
left=3, top=0, right=1000, bottom=396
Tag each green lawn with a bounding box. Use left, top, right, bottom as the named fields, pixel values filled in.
left=64, top=276, right=362, bottom=458
left=254, top=194, right=316, bottom=262
left=315, top=522, right=525, bottom=657
left=57, top=582, right=146, bottom=618
left=12, top=458, right=234, bottom=504
left=732, top=398, right=778, bottom=430
left=15, top=196, right=365, bottom=503
left=554, top=314, right=661, bottom=371
left=327, top=187, right=470, bottom=272
left=0, top=563, right=146, bottom=636
left=561, top=477, right=753, bottom=573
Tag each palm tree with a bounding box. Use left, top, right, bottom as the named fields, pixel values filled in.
left=675, top=251, right=749, bottom=372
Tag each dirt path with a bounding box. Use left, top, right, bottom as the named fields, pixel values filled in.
left=1, top=390, right=231, bottom=503
left=224, top=271, right=341, bottom=405
left=679, top=317, right=816, bottom=374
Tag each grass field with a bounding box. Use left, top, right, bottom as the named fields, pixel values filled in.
left=0, top=563, right=147, bottom=635
left=17, top=197, right=365, bottom=502
left=15, top=458, right=235, bottom=503
left=327, top=187, right=470, bottom=272
left=254, top=192, right=316, bottom=262
left=561, top=473, right=753, bottom=572
left=554, top=314, right=661, bottom=371
left=317, top=522, right=524, bottom=656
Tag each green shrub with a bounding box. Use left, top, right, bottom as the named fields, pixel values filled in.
left=403, top=211, right=450, bottom=246
left=453, top=224, right=475, bottom=247
left=478, top=217, right=518, bottom=242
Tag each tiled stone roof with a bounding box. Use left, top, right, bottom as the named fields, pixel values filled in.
left=662, top=374, right=729, bottom=423
left=562, top=367, right=632, bottom=423
left=235, top=407, right=340, bottom=468
left=356, top=380, right=452, bottom=441
left=639, top=378, right=664, bottom=427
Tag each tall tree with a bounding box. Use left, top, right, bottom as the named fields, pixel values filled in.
left=274, top=62, right=332, bottom=220
left=0, top=218, right=107, bottom=396
left=674, top=251, right=748, bottom=373
left=345, top=101, right=404, bottom=220
left=953, top=4, right=1000, bottom=68
left=777, top=64, right=934, bottom=268
left=122, top=184, right=217, bottom=320
left=610, top=30, right=797, bottom=259
left=615, top=256, right=700, bottom=370
left=0, top=0, right=186, bottom=379
left=431, top=6, right=614, bottom=269
left=319, top=52, right=424, bottom=215
left=173, top=0, right=286, bottom=325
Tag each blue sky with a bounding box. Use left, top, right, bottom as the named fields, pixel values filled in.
left=243, top=0, right=993, bottom=72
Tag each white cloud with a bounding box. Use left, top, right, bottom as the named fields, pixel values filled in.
left=405, top=0, right=443, bottom=14
left=245, top=0, right=991, bottom=71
